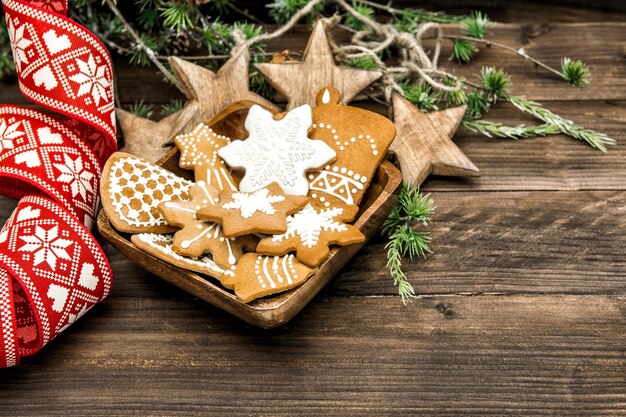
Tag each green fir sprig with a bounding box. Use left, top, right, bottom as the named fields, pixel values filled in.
left=161, top=99, right=184, bottom=117
left=476, top=67, right=615, bottom=151
left=382, top=184, right=434, bottom=303
left=561, top=57, right=591, bottom=88
left=266, top=0, right=325, bottom=23
left=129, top=101, right=154, bottom=118
left=399, top=81, right=439, bottom=112
left=450, top=11, right=490, bottom=63
left=463, top=120, right=560, bottom=139
left=507, top=96, right=615, bottom=151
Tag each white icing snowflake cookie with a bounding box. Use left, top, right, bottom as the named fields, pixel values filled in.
left=217, top=104, right=336, bottom=195
left=256, top=203, right=365, bottom=267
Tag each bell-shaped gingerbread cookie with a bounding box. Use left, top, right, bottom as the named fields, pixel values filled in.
left=307, top=87, right=396, bottom=220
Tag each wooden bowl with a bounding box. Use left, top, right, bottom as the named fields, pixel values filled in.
left=97, top=148, right=402, bottom=328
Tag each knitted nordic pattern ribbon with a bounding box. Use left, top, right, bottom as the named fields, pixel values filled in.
left=0, top=0, right=116, bottom=367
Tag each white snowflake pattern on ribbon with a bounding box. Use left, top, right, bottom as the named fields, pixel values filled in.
left=18, top=225, right=73, bottom=270
left=53, top=154, right=94, bottom=201
left=6, top=19, right=32, bottom=73
left=69, top=54, right=111, bottom=105
left=0, top=119, right=23, bottom=152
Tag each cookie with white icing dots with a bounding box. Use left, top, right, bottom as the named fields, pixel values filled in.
left=101, top=152, right=192, bottom=233
left=217, top=104, right=336, bottom=195
left=256, top=203, right=365, bottom=268
left=307, top=87, right=396, bottom=220
left=197, top=182, right=308, bottom=238
left=220, top=253, right=317, bottom=303
left=157, top=180, right=244, bottom=269
left=174, top=122, right=238, bottom=190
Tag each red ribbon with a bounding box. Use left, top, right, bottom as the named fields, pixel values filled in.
left=0, top=0, right=116, bottom=367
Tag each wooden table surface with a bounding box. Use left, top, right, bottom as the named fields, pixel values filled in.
left=1, top=3, right=625, bottom=416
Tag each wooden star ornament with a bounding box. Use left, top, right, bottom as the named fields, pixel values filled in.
left=390, top=94, right=480, bottom=187
left=116, top=101, right=199, bottom=162
left=168, top=45, right=280, bottom=132
left=255, top=20, right=382, bottom=110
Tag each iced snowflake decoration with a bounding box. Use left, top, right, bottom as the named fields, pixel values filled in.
left=0, top=119, right=23, bottom=152
left=7, top=19, right=32, bottom=72
left=218, top=104, right=335, bottom=195
left=272, top=204, right=347, bottom=248
left=69, top=54, right=111, bottom=105
left=54, top=154, right=94, bottom=201
left=19, top=225, right=73, bottom=270
left=223, top=188, right=286, bottom=219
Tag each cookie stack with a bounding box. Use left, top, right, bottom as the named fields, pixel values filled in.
left=100, top=87, right=396, bottom=303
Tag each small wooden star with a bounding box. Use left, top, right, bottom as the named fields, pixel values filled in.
left=197, top=182, right=309, bottom=238
left=168, top=45, right=280, bottom=131
left=116, top=101, right=199, bottom=162
left=255, top=20, right=382, bottom=110
left=390, top=93, right=480, bottom=187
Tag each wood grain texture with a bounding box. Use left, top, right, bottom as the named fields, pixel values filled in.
left=1, top=6, right=625, bottom=415
left=331, top=190, right=626, bottom=296
left=0, top=295, right=623, bottom=416
left=116, top=101, right=199, bottom=162
left=255, top=20, right=382, bottom=110
left=390, top=95, right=479, bottom=186
left=168, top=45, right=280, bottom=132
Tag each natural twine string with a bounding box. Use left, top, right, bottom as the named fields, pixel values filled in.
left=228, top=0, right=462, bottom=105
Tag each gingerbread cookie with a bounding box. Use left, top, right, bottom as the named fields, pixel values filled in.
left=307, top=87, right=396, bottom=218
left=256, top=203, right=365, bottom=267
left=218, top=104, right=336, bottom=195
left=197, top=182, right=308, bottom=238
left=101, top=152, right=192, bottom=233
left=220, top=253, right=316, bottom=303
left=157, top=180, right=244, bottom=269
left=131, top=233, right=230, bottom=280
left=174, top=122, right=238, bottom=190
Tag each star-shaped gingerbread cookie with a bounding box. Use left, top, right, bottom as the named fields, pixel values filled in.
left=197, top=182, right=308, bottom=238
left=157, top=180, right=244, bottom=269
left=174, top=122, right=238, bottom=190
left=217, top=104, right=336, bottom=195
left=256, top=203, right=365, bottom=267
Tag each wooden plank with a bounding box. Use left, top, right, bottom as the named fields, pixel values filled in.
left=0, top=295, right=623, bottom=415
left=333, top=190, right=626, bottom=296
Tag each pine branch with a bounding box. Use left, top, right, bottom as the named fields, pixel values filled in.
left=104, top=0, right=180, bottom=88
left=506, top=95, right=615, bottom=151
left=382, top=184, right=434, bottom=303
left=463, top=120, right=560, bottom=139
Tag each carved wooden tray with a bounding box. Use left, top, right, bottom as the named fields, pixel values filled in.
left=98, top=148, right=402, bottom=328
